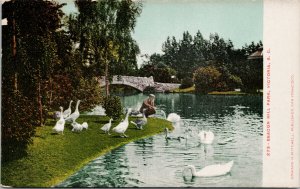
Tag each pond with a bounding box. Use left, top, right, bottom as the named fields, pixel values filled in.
left=57, top=93, right=263, bottom=187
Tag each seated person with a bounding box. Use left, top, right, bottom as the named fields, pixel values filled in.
left=140, top=94, right=156, bottom=117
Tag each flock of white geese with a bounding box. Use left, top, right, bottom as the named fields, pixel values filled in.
left=53, top=101, right=234, bottom=178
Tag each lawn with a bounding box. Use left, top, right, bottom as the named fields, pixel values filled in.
left=1, top=115, right=173, bottom=187
left=171, top=86, right=247, bottom=95
left=170, top=86, right=195, bottom=93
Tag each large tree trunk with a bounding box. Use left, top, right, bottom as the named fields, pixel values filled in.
left=104, top=47, right=110, bottom=96
left=37, top=69, right=43, bottom=126
left=12, top=5, right=18, bottom=92
left=105, top=60, right=110, bottom=96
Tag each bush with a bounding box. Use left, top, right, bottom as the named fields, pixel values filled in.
left=103, top=96, right=123, bottom=119
left=73, top=78, right=103, bottom=112
left=226, top=74, right=243, bottom=91
left=193, top=66, right=221, bottom=94
left=2, top=92, right=39, bottom=162
left=180, top=77, right=193, bottom=89
left=143, top=86, right=156, bottom=93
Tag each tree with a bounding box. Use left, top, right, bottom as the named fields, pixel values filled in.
left=139, top=53, right=177, bottom=83
left=2, top=0, right=65, bottom=160
left=73, top=0, right=142, bottom=96
left=193, top=66, right=221, bottom=94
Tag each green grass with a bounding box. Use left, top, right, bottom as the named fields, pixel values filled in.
left=170, top=86, right=195, bottom=93
left=1, top=115, right=173, bottom=187
left=170, top=86, right=247, bottom=95
left=208, top=91, right=246, bottom=95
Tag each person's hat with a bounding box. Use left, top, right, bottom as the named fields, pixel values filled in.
left=149, top=94, right=155, bottom=98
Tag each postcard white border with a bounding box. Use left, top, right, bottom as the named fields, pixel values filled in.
left=263, top=0, right=300, bottom=187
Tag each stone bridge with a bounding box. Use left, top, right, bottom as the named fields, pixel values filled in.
left=99, top=75, right=180, bottom=92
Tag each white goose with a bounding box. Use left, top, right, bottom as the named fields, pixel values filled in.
left=63, top=100, right=73, bottom=118
left=82, top=122, right=88, bottom=130
left=130, top=109, right=147, bottom=130
left=198, top=130, right=215, bottom=144
left=53, top=106, right=65, bottom=134
left=167, top=113, right=181, bottom=123
left=112, top=108, right=132, bottom=137
left=101, top=118, right=113, bottom=135
left=184, top=161, right=234, bottom=177
left=71, top=122, right=83, bottom=132
left=65, top=100, right=81, bottom=123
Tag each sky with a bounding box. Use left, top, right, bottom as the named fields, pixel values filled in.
left=58, top=0, right=263, bottom=65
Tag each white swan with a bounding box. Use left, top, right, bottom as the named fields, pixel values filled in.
left=112, top=108, right=132, bottom=137
left=164, top=128, right=185, bottom=141
left=130, top=109, right=147, bottom=130
left=218, top=137, right=234, bottom=145
left=167, top=113, right=181, bottom=123
left=63, top=100, right=73, bottom=118
left=198, top=130, right=215, bottom=144
left=82, top=122, right=88, bottom=129
left=71, top=122, right=83, bottom=132
left=184, top=161, right=234, bottom=177
left=65, top=100, right=81, bottom=123
left=101, top=118, right=113, bottom=135
left=53, top=107, right=65, bottom=134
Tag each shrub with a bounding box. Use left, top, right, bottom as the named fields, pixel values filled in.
left=193, top=66, right=221, bottom=94
left=226, top=74, right=243, bottom=91
left=73, top=78, right=103, bottom=112
left=2, top=92, right=39, bottom=162
left=103, top=96, right=123, bottom=119
left=143, top=86, right=156, bottom=94
left=180, top=77, right=193, bottom=89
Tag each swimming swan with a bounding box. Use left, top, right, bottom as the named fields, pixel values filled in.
left=167, top=113, right=181, bottom=123
left=198, top=130, right=215, bottom=144
left=164, top=128, right=185, bottom=141
left=184, top=161, right=234, bottom=177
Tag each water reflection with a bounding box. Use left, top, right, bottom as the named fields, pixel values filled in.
left=58, top=94, right=262, bottom=187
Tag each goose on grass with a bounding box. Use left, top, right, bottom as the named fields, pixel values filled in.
left=53, top=106, right=65, bottom=135
left=112, top=108, right=132, bottom=137
left=101, top=118, right=113, bottom=135
left=65, top=100, right=81, bottom=123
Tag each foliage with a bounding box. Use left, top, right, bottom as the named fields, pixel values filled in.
left=1, top=116, right=173, bottom=187
left=73, top=78, right=104, bottom=112
left=139, top=53, right=177, bottom=83
left=1, top=92, right=39, bottom=162
left=103, top=96, right=123, bottom=119
left=70, top=0, right=142, bottom=95
left=43, top=75, right=74, bottom=112
left=155, top=30, right=262, bottom=91
left=180, top=77, right=193, bottom=89
left=193, top=66, right=221, bottom=94
left=143, top=86, right=156, bottom=94
left=226, top=74, right=243, bottom=91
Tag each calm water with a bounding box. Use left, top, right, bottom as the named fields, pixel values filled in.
left=58, top=93, right=263, bottom=187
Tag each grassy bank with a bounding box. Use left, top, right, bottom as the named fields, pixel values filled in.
left=1, top=115, right=173, bottom=187
left=170, top=86, right=195, bottom=93
left=170, top=86, right=248, bottom=95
